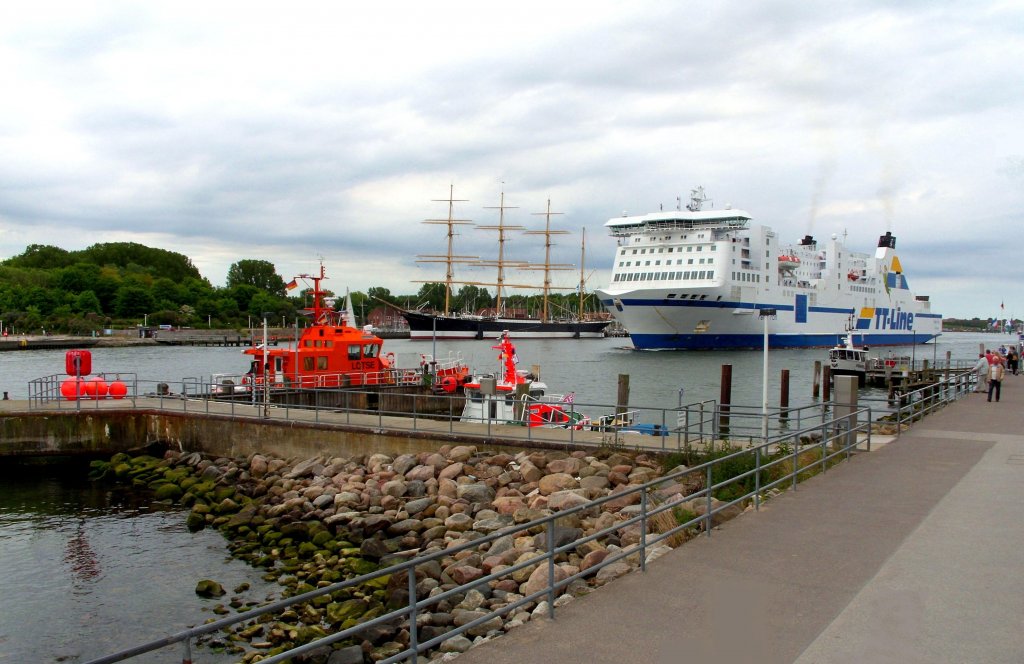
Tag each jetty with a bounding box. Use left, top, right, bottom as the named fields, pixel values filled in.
left=452, top=379, right=1024, bottom=663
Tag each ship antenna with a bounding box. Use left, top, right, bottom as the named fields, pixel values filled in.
left=687, top=186, right=710, bottom=212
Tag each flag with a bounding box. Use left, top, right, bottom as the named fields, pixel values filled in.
left=285, top=279, right=298, bottom=291
left=560, top=392, right=575, bottom=404
left=1001, top=301, right=1005, bottom=310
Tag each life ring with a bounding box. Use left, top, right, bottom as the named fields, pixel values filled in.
left=439, top=376, right=458, bottom=393
left=384, top=352, right=396, bottom=366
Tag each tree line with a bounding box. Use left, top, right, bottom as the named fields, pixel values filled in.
left=0, top=242, right=597, bottom=335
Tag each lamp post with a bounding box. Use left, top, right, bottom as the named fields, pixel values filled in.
left=758, top=308, right=777, bottom=442
left=262, top=313, right=270, bottom=418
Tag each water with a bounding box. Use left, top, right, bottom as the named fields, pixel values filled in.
left=0, top=330, right=1009, bottom=661
left=2, top=331, right=1006, bottom=406
left=0, top=464, right=277, bottom=663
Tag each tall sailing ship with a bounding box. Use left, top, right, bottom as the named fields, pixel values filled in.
left=595, top=187, right=942, bottom=350
left=402, top=187, right=611, bottom=340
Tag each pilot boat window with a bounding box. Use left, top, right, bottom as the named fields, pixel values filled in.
left=303, top=357, right=315, bottom=371
left=364, top=344, right=379, bottom=358
left=317, top=356, right=328, bottom=370
left=347, top=345, right=361, bottom=361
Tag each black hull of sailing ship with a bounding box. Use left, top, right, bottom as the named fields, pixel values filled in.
left=402, top=310, right=611, bottom=340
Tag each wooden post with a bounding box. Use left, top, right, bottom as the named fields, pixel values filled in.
left=780, top=369, right=790, bottom=420
left=822, top=365, right=831, bottom=402
left=812, top=361, right=821, bottom=399
left=616, top=374, right=630, bottom=418
left=719, top=364, right=732, bottom=432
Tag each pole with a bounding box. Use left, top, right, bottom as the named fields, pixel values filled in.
left=262, top=317, right=269, bottom=418
left=762, top=312, right=769, bottom=441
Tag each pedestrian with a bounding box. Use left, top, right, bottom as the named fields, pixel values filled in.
left=972, top=353, right=989, bottom=393
left=988, top=361, right=1005, bottom=402
left=1009, top=348, right=1019, bottom=375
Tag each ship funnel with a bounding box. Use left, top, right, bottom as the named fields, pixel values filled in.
left=799, top=235, right=815, bottom=246
left=877, top=232, right=896, bottom=249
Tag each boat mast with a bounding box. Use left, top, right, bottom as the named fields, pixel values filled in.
left=479, top=189, right=524, bottom=316
left=525, top=199, right=570, bottom=322
left=416, top=185, right=476, bottom=316
left=578, top=228, right=587, bottom=320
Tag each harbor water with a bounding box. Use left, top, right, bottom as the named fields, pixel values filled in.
left=0, top=331, right=1009, bottom=661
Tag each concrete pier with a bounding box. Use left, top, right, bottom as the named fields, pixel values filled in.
left=452, top=379, right=1024, bottom=663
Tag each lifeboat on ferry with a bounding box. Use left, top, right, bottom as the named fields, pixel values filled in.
left=847, top=270, right=860, bottom=281
left=778, top=254, right=801, bottom=271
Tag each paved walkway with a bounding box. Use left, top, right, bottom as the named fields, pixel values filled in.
left=454, top=379, right=1024, bottom=663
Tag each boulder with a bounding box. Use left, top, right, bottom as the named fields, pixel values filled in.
left=538, top=473, right=578, bottom=495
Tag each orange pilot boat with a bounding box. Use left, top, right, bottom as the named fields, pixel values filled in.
left=219, top=264, right=469, bottom=393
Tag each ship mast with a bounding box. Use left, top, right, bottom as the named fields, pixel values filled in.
left=478, top=189, right=525, bottom=316
left=415, top=185, right=476, bottom=316
left=578, top=228, right=587, bottom=320
left=524, top=199, right=571, bottom=322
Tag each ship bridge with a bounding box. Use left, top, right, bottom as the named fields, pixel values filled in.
left=605, top=209, right=751, bottom=237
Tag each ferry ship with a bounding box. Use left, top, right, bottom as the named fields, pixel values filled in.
left=595, top=188, right=942, bottom=350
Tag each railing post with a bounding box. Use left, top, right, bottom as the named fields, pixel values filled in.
left=182, top=638, right=193, bottom=664
left=754, top=446, right=761, bottom=511
left=408, top=565, right=419, bottom=663
left=546, top=521, right=556, bottom=618
left=640, top=490, right=648, bottom=572
left=705, top=465, right=713, bottom=538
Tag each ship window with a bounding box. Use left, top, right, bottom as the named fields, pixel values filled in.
left=347, top=345, right=360, bottom=360
left=707, top=258, right=713, bottom=264
left=304, top=340, right=312, bottom=347
left=687, top=247, right=693, bottom=252
left=655, top=260, right=661, bottom=266
left=364, top=344, right=379, bottom=358
left=632, top=249, right=637, bottom=254
left=700, top=295, right=707, bottom=300
left=325, top=340, right=333, bottom=348
left=640, top=249, right=646, bottom=254
left=645, top=261, right=651, bottom=266
left=688, top=259, right=694, bottom=264
left=697, top=246, right=703, bottom=251
left=711, top=245, right=717, bottom=250
left=318, top=356, right=328, bottom=370
left=303, top=357, right=314, bottom=371
left=708, top=270, right=714, bottom=279
left=668, top=293, right=676, bottom=298
left=699, top=271, right=707, bottom=279
left=314, top=340, right=322, bottom=348
left=319, top=328, right=324, bottom=337
left=699, top=258, right=705, bottom=264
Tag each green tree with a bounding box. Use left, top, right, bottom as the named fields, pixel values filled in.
left=226, top=260, right=286, bottom=295
left=455, top=285, right=491, bottom=313
left=367, top=286, right=396, bottom=305
left=74, top=290, right=103, bottom=314
left=114, top=285, right=155, bottom=318
left=416, top=283, right=447, bottom=312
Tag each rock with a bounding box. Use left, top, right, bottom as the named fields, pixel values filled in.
left=538, top=473, right=578, bottom=495
left=326, top=644, right=365, bottom=664
left=491, top=495, right=527, bottom=515
left=440, top=635, right=473, bottom=653
left=595, top=562, right=632, bottom=584
left=285, top=457, right=323, bottom=479
left=249, top=454, right=268, bottom=478
left=448, top=446, right=477, bottom=463
left=392, top=454, right=419, bottom=476
left=457, top=483, right=495, bottom=505
left=579, top=475, right=610, bottom=492
left=325, top=598, right=367, bottom=624
left=518, top=460, right=543, bottom=484
left=445, top=513, right=474, bottom=532
left=438, top=462, right=465, bottom=481
left=580, top=549, right=609, bottom=572
left=545, top=457, right=582, bottom=475
left=404, top=496, right=434, bottom=516
left=547, top=490, right=590, bottom=512
left=473, top=516, right=512, bottom=534
left=195, top=579, right=226, bottom=597
left=406, top=465, right=437, bottom=482
left=520, top=564, right=570, bottom=597
left=448, top=565, right=484, bottom=585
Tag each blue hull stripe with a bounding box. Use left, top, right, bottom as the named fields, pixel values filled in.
left=627, top=332, right=938, bottom=350
left=599, top=297, right=858, bottom=316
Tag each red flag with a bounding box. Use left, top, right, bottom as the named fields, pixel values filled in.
left=285, top=279, right=298, bottom=291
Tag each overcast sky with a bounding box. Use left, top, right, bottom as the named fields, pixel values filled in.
left=1, top=1, right=1022, bottom=319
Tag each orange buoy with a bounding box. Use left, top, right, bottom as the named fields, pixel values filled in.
left=60, top=378, right=83, bottom=400
left=440, top=376, right=458, bottom=393
left=108, top=381, right=128, bottom=399
left=65, top=349, right=92, bottom=376
left=89, top=377, right=109, bottom=399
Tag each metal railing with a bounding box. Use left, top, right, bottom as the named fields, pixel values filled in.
left=26, top=368, right=978, bottom=452
left=84, top=407, right=872, bottom=664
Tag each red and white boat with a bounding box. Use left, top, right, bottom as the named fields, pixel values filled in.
left=460, top=330, right=587, bottom=428
left=215, top=264, right=470, bottom=393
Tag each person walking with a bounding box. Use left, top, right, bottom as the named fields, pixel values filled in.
left=973, top=353, right=989, bottom=393
left=988, top=360, right=1005, bottom=402
left=1009, top=348, right=1019, bottom=375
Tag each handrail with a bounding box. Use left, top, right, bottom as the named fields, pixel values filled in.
left=84, top=408, right=874, bottom=664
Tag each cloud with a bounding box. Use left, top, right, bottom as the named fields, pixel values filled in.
left=0, top=0, right=1022, bottom=319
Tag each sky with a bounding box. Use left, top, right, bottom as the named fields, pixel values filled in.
left=1, top=1, right=1022, bottom=319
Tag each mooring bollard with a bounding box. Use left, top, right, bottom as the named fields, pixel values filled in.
left=812, top=360, right=821, bottom=399
left=780, top=369, right=790, bottom=420
left=822, top=365, right=831, bottom=402
left=719, top=364, right=732, bottom=432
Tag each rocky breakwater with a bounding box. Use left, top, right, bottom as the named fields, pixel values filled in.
left=90, top=444, right=743, bottom=663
